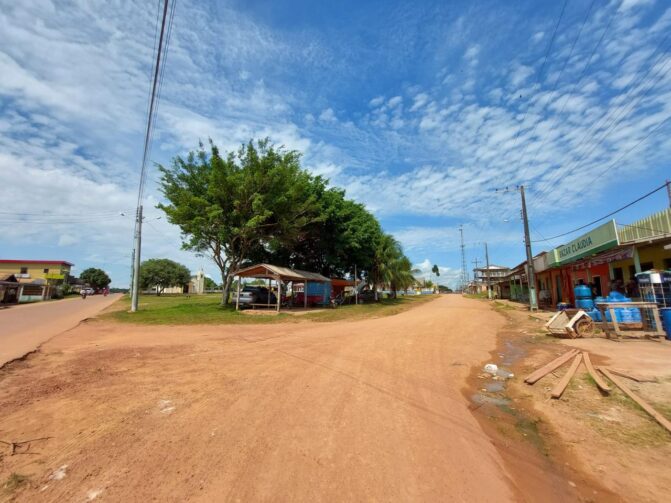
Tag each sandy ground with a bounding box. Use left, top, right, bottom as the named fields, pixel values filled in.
left=487, top=301, right=671, bottom=503
left=0, top=294, right=585, bottom=502
left=0, top=294, right=122, bottom=367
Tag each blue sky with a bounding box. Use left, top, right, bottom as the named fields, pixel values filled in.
left=1, top=0, right=670, bottom=287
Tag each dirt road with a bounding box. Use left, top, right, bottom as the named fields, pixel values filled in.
left=0, top=294, right=122, bottom=367
left=0, top=295, right=568, bottom=501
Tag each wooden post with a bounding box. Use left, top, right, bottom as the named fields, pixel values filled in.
left=551, top=353, right=582, bottom=399
left=267, top=278, right=271, bottom=309
left=235, top=276, right=241, bottom=311
left=304, top=282, right=308, bottom=309
left=276, top=276, right=281, bottom=312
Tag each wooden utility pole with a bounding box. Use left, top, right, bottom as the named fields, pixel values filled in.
left=666, top=179, right=671, bottom=208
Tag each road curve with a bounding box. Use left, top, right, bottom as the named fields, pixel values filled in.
left=0, top=294, right=121, bottom=366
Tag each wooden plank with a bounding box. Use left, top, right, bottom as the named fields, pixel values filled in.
left=582, top=352, right=610, bottom=393
left=606, top=368, right=657, bottom=383
left=599, top=367, right=671, bottom=435
left=524, top=349, right=579, bottom=384
left=551, top=353, right=583, bottom=399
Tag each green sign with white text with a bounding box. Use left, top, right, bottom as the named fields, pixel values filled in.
left=549, top=220, right=619, bottom=266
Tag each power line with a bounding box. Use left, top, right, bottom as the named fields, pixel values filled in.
left=131, top=0, right=175, bottom=313
left=532, top=31, right=671, bottom=200
left=530, top=182, right=668, bottom=243
left=522, top=1, right=615, bottom=179
left=512, top=0, right=596, bottom=170
left=504, top=0, right=569, bottom=157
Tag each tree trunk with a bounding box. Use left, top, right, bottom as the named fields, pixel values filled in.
left=221, top=272, right=235, bottom=306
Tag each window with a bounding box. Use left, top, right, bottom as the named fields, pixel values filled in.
left=43, top=268, right=49, bottom=273
left=640, top=262, right=654, bottom=272
left=628, top=265, right=636, bottom=278
left=613, top=267, right=624, bottom=281
left=20, top=267, right=28, bottom=274
left=664, top=258, right=671, bottom=270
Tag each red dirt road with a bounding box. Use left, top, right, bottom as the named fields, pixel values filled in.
left=0, top=294, right=122, bottom=367
left=1, top=295, right=555, bottom=501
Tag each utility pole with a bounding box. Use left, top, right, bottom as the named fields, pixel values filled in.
left=484, top=242, right=492, bottom=300
left=459, top=225, right=467, bottom=292
left=520, top=186, right=538, bottom=311
left=130, top=0, right=171, bottom=313
left=666, top=179, right=671, bottom=208
left=130, top=205, right=143, bottom=312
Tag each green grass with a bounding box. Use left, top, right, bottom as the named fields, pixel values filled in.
left=463, top=292, right=489, bottom=299
left=101, top=293, right=436, bottom=325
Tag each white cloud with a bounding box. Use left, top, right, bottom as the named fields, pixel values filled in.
left=387, top=96, right=403, bottom=108
left=319, top=107, right=337, bottom=122
left=369, top=96, right=385, bottom=107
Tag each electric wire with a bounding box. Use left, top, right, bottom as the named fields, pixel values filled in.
left=512, top=0, right=596, bottom=170
left=532, top=32, right=671, bottom=201
left=504, top=0, right=569, bottom=156
left=529, top=182, right=668, bottom=243
left=522, top=1, right=616, bottom=181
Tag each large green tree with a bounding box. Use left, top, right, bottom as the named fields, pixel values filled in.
left=139, top=258, right=191, bottom=296
left=80, top=268, right=111, bottom=289
left=158, top=139, right=323, bottom=305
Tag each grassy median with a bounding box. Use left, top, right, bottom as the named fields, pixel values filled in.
left=101, top=293, right=437, bottom=325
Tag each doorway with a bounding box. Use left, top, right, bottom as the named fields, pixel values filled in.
left=592, top=276, right=602, bottom=297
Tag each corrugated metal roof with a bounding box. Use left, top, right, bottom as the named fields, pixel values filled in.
left=232, top=263, right=331, bottom=282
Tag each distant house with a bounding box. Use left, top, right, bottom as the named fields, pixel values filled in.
left=0, top=260, right=74, bottom=302
left=155, top=270, right=206, bottom=295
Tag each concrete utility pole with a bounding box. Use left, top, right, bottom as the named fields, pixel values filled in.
left=484, top=242, right=492, bottom=300
left=520, top=186, right=538, bottom=311
left=666, top=179, right=671, bottom=208
left=130, top=205, right=143, bottom=312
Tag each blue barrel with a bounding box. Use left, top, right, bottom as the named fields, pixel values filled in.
left=586, top=308, right=602, bottom=322
left=576, top=298, right=594, bottom=310
left=574, top=284, right=592, bottom=299
left=661, top=308, right=671, bottom=340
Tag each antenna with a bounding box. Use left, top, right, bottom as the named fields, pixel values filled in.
left=459, top=225, right=468, bottom=291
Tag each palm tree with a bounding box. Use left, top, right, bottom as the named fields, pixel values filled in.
left=432, top=264, right=440, bottom=292
left=371, top=234, right=417, bottom=299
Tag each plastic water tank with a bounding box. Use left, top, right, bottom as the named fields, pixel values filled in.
left=660, top=307, right=671, bottom=340
left=574, top=284, right=592, bottom=300
left=576, top=298, right=595, bottom=310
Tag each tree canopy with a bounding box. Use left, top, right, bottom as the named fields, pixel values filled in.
left=158, top=138, right=415, bottom=304
left=80, top=268, right=111, bottom=289
left=139, top=258, right=191, bottom=296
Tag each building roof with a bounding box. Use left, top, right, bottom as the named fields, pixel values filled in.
left=473, top=265, right=510, bottom=271
left=0, top=259, right=74, bottom=266
left=232, top=263, right=331, bottom=283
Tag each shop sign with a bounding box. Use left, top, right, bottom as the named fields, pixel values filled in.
left=45, top=273, right=65, bottom=280
left=555, top=220, right=619, bottom=265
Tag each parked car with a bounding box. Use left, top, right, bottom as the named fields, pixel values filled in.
left=82, top=287, right=95, bottom=295
left=234, top=286, right=277, bottom=308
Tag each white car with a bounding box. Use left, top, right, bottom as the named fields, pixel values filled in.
left=82, top=287, right=95, bottom=295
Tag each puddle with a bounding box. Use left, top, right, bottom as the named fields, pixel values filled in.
left=485, top=381, right=505, bottom=393
left=499, top=339, right=526, bottom=367
left=471, top=393, right=510, bottom=407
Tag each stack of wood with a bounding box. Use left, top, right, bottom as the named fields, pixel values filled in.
left=523, top=349, right=671, bottom=435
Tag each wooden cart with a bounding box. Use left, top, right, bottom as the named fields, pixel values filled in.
left=545, top=309, right=595, bottom=339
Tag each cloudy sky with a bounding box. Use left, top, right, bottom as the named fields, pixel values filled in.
left=1, top=0, right=670, bottom=288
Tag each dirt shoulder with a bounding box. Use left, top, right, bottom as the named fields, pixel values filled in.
left=467, top=299, right=671, bottom=503
left=1, top=295, right=519, bottom=502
